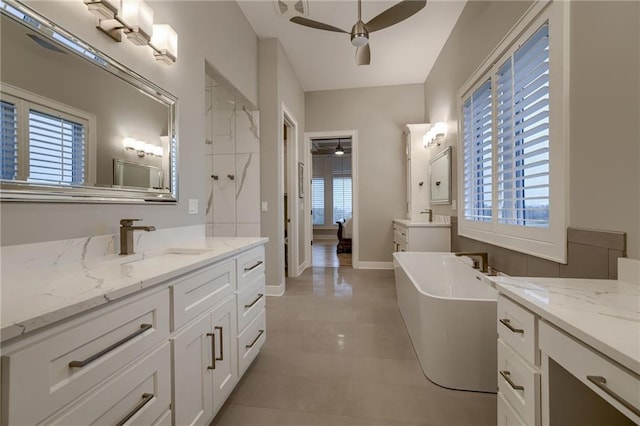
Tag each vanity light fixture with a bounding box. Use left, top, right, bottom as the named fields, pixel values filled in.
left=423, top=122, right=447, bottom=148
left=334, top=139, right=345, bottom=156
left=150, top=24, right=178, bottom=64
left=83, top=0, right=178, bottom=64
left=123, top=138, right=162, bottom=157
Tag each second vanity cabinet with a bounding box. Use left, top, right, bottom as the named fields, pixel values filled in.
left=0, top=242, right=267, bottom=426
left=392, top=220, right=451, bottom=252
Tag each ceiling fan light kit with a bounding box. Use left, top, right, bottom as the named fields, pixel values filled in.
left=289, top=0, right=426, bottom=65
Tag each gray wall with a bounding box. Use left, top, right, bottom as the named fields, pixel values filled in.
left=305, top=84, right=424, bottom=263
left=1, top=1, right=259, bottom=246
left=259, top=38, right=306, bottom=290
left=424, top=1, right=640, bottom=260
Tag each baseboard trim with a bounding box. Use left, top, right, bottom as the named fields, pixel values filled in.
left=356, top=261, right=394, bottom=270
left=313, top=235, right=338, bottom=240
left=265, top=281, right=285, bottom=296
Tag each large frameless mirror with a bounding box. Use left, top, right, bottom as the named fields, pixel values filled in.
left=0, top=0, right=178, bottom=203
left=429, top=146, right=452, bottom=205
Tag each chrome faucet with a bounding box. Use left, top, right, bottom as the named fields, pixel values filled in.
left=420, top=209, right=433, bottom=222
left=455, top=252, right=488, bottom=273
left=119, top=219, right=156, bottom=255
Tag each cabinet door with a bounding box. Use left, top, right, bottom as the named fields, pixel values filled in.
left=171, top=315, right=214, bottom=426
left=211, top=296, right=239, bottom=412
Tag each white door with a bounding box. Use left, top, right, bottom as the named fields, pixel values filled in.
left=171, top=315, right=214, bottom=426
left=211, top=296, right=238, bottom=412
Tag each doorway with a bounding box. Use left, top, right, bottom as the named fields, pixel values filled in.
left=306, top=130, right=359, bottom=268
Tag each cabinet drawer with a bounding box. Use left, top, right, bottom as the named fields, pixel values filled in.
left=237, top=309, right=266, bottom=376
left=1, top=289, right=169, bottom=426
left=44, top=342, right=171, bottom=425
left=540, top=321, right=640, bottom=424
left=498, top=338, right=540, bottom=425
left=171, top=259, right=235, bottom=331
left=236, top=246, right=265, bottom=290
left=236, top=275, right=265, bottom=332
left=393, top=225, right=407, bottom=244
left=498, top=295, right=538, bottom=366
left=498, top=392, right=527, bottom=426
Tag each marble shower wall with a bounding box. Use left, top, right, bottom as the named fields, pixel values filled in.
left=205, top=74, right=261, bottom=237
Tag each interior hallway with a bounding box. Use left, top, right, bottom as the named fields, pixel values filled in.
left=212, top=267, right=496, bottom=425
left=312, top=239, right=352, bottom=267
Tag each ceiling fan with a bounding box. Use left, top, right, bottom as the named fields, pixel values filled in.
left=289, top=0, right=426, bottom=66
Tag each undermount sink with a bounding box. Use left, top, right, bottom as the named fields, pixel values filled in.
left=119, top=248, right=210, bottom=265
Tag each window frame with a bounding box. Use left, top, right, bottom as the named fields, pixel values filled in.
left=457, top=0, right=570, bottom=263
left=0, top=83, right=97, bottom=186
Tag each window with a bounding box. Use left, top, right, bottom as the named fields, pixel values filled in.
left=312, top=178, right=324, bottom=225
left=0, top=84, right=93, bottom=185
left=458, top=1, right=568, bottom=262
left=332, top=177, right=352, bottom=223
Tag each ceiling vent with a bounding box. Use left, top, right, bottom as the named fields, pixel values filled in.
left=273, top=0, right=309, bottom=19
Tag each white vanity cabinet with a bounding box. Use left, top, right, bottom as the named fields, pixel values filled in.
left=496, top=295, right=541, bottom=426
left=392, top=220, right=451, bottom=252
left=0, top=240, right=267, bottom=426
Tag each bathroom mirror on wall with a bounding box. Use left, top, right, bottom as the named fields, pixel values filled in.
left=429, top=146, right=452, bottom=205
left=0, top=0, right=178, bottom=202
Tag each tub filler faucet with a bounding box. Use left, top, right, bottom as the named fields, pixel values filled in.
left=455, top=252, right=488, bottom=273
left=120, top=219, right=156, bottom=255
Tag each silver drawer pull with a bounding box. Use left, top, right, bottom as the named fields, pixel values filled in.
left=69, top=323, right=152, bottom=368
left=245, top=329, right=265, bottom=349
left=115, top=392, right=154, bottom=426
left=587, top=375, right=640, bottom=417
left=244, top=293, right=264, bottom=309
left=499, top=318, right=524, bottom=334
left=244, top=260, right=263, bottom=272
left=499, top=370, right=524, bottom=391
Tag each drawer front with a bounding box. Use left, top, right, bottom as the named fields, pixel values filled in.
left=153, top=410, right=172, bottom=426
left=498, top=295, right=538, bottom=366
left=540, top=321, right=640, bottom=424
left=237, top=309, right=266, bottom=376
left=393, top=225, right=407, bottom=244
left=236, top=275, right=266, bottom=332
left=498, top=392, right=527, bottom=426
left=45, top=342, right=171, bottom=425
left=171, top=259, right=235, bottom=331
left=2, top=289, right=169, bottom=426
left=237, top=246, right=265, bottom=290
left=498, top=338, right=540, bottom=425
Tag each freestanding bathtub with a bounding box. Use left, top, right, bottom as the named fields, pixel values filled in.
left=393, top=251, right=498, bottom=393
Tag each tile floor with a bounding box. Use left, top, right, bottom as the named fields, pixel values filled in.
left=312, top=239, right=352, bottom=267
left=212, top=267, right=496, bottom=425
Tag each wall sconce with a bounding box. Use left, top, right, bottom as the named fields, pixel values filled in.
left=83, top=0, right=178, bottom=64
left=123, top=137, right=163, bottom=157
left=423, top=122, right=447, bottom=148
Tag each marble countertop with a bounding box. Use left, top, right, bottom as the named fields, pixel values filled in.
left=491, top=276, right=640, bottom=375
left=1, top=237, right=267, bottom=343
left=393, top=219, right=451, bottom=228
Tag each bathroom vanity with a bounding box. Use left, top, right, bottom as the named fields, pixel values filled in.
left=392, top=219, right=451, bottom=252
left=492, top=259, right=639, bottom=425
left=0, top=236, right=267, bottom=425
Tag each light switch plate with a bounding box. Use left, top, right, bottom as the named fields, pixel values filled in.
left=451, top=200, right=457, bottom=210
left=261, top=201, right=268, bottom=212
left=188, top=199, right=198, bottom=214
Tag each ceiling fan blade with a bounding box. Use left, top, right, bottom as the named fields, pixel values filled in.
left=289, top=16, right=348, bottom=34
left=356, top=43, right=370, bottom=66
left=365, top=0, right=426, bottom=33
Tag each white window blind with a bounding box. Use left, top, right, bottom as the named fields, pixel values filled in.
left=28, top=109, right=85, bottom=185
left=332, top=176, right=352, bottom=223
left=312, top=178, right=325, bottom=225
left=0, top=100, right=18, bottom=180
left=462, top=79, right=493, bottom=222
left=497, top=23, right=550, bottom=227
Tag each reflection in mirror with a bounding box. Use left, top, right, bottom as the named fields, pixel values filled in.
left=0, top=0, right=178, bottom=202
left=429, top=146, right=452, bottom=205
left=113, top=159, right=163, bottom=190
